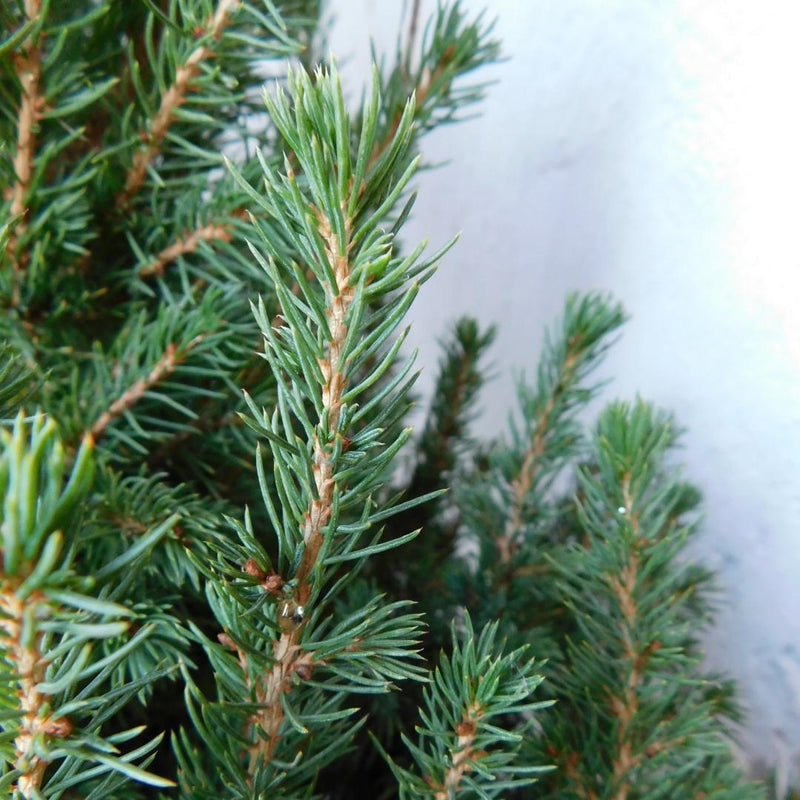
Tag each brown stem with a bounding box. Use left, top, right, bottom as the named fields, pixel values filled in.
left=560, top=474, right=641, bottom=800
left=247, top=207, right=354, bottom=772
left=90, top=339, right=196, bottom=441
left=496, top=347, right=580, bottom=565
left=7, top=0, right=43, bottom=302
left=0, top=588, right=69, bottom=797
left=295, top=210, right=353, bottom=596
left=563, top=751, right=600, bottom=800
left=432, top=703, right=484, bottom=799
left=117, top=0, right=240, bottom=208
left=608, top=473, right=641, bottom=800
left=139, top=222, right=232, bottom=277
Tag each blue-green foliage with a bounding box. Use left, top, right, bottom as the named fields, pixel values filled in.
left=0, top=0, right=767, bottom=797
left=0, top=414, right=173, bottom=797
left=376, top=613, right=551, bottom=799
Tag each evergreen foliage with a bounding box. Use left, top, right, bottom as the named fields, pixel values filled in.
left=0, top=0, right=771, bottom=797
left=376, top=614, right=551, bottom=800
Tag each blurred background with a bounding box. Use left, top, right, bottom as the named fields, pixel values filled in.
left=327, top=0, right=800, bottom=787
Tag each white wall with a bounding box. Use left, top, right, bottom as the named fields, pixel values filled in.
left=329, top=0, right=800, bottom=785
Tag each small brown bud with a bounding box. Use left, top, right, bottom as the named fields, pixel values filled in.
left=44, top=716, right=73, bottom=739
left=456, top=720, right=477, bottom=738
left=262, top=572, right=284, bottom=595
left=294, top=662, right=314, bottom=681
left=217, top=632, right=236, bottom=650
left=243, top=558, right=266, bottom=579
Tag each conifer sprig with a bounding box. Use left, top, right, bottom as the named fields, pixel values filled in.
left=115, top=0, right=299, bottom=209
left=376, top=615, right=550, bottom=799
left=172, top=63, right=451, bottom=795
left=117, top=0, right=242, bottom=207
left=239, top=62, right=431, bottom=773
left=0, top=414, right=174, bottom=798
left=495, top=293, right=626, bottom=565
left=541, top=400, right=764, bottom=799
left=381, top=1, right=502, bottom=145
left=443, top=294, right=625, bottom=650
left=3, top=0, right=115, bottom=311
left=25, top=289, right=245, bottom=475
left=0, top=2, right=769, bottom=797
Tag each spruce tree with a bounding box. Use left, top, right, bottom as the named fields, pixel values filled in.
left=0, top=1, right=770, bottom=798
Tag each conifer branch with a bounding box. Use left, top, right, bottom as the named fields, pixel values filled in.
left=496, top=346, right=581, bottom=565
left=249, top=207, right=354, bottom=770
left=376, top=1, right=501, bottom=165
left=90, top=339, right=197, bottom=441
left=609, top=472, right=641, bottom=800
left=492, top=296, right=626, bottom=568
left=432, top=705, right=483, bottom=799
left=139, top=222, right=233, bottom=277
left=0, top=420, right=171, bottom=795
left=538, top=401, right=759, bottom=798
left=117, top=0, right=240, bottom=207
left=0, top=590, right=58, bottom=798
left=381, top=616, right=549, bottom=798
left=7, top=0, right=42, bottom=294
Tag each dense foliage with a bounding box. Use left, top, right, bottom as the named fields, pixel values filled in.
left=1, top=1, right=767, bottom=798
